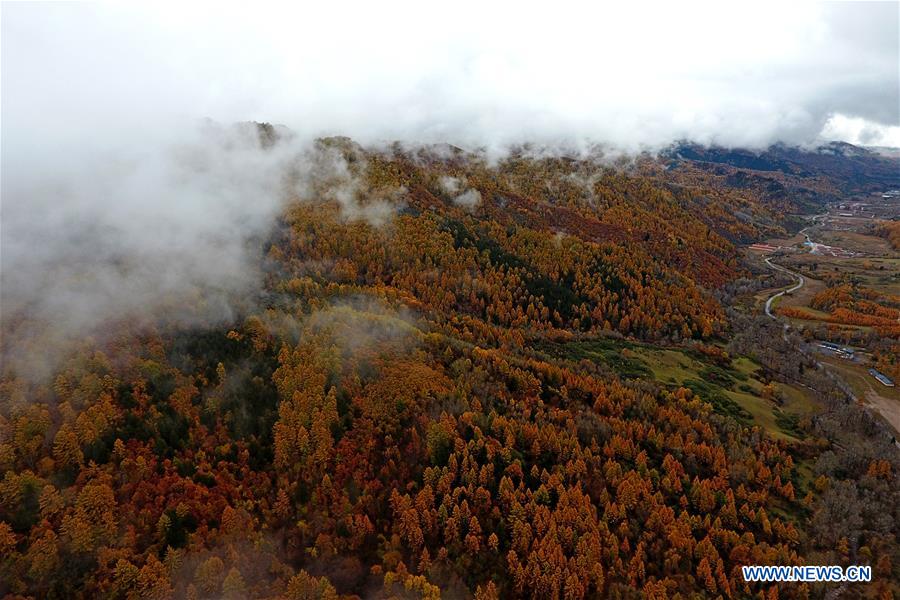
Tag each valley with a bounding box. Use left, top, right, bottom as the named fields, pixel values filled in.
left=749, top=193, right=900, bottom=435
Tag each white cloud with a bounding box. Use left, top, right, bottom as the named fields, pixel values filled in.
left=820, top=114, right=900, bottom=147
left=439, top=176, right=482, bottom=209
left=439, top=177, right=464, bottom=195
left=2, top=1, right=897, bottom=152
left=453, top=189, right=482, bottom=209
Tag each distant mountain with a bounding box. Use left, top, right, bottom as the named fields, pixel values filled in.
left=866, top=145, right=900, bottom=159
left=663, top=140, right=900, bottom=214
left=667, top=140, right=900, bottom=191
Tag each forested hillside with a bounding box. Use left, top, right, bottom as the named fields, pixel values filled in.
left=1, top=127, right=898, bottom=599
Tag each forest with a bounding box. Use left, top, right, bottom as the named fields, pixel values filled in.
left=1, top=128, right=898, bottom=599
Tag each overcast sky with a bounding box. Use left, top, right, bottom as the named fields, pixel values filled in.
left=2, top=1, right=899, bottom=152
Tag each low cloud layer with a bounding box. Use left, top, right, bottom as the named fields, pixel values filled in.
left=3, top=2, right=897, bottom=153
left=0, top=122, right=401, bottom=377
left=2, top=2, right=898, bottom=374
left=439, top=176, right=482, bottom=210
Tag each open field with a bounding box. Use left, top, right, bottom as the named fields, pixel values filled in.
left=538, top=337, right=820, bottom=441
left=820, top=356, right=900, bottom=434
left=754, top=218, right=900, bottom=331
left=759, top=230, right=808, bottom=248
left=784, top=254, right=900, bottom=297
left=744, top=251, right=829, bottom=321
left=752, top=207, right=900, bottom=437
left=627, top=344, right=820, bottom=441
left=769, top=271, right=826, bottom=310
left=816, top=229, right=894, bottom=256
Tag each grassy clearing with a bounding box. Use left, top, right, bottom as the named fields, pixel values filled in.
left=820, top=356, right=900, bottom=401
left=762, top=232, right=808, bottom=248
left=801, top=356, right=900, bottom=434
left=633, top=345, right=818, bottom=441
left=793, top=459, right=817, bottom=496
left=539, top=338, right=652, bottom=379
left=779, top=382, right=818, bottom=414
left=778, top=276, right=827, bottom=310
left=540, top=337, right=820, bottom=441
left=784, top=242, right=900, bottom=298
left=816, top=230, right=894, bottom=256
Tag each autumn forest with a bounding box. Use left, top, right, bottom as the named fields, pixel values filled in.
left=1, top=125, right=898, bottom=600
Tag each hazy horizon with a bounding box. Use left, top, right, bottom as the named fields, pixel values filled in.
left=3, top=1, right=899, bottom=155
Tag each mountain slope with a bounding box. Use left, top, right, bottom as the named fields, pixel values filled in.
left=1, top=130, right=898, bottom=599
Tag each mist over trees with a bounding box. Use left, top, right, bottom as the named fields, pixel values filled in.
left=2, top=2, right=899, bottom=598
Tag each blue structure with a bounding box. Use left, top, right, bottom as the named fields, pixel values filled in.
left=869, top=368, right=895, bottom=387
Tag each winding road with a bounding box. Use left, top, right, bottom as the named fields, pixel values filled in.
left=762, top=213, right=827, bottom=321
left=763, top=257, right=804, bottom=321
left=760, top=213, right=859, bottom=403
